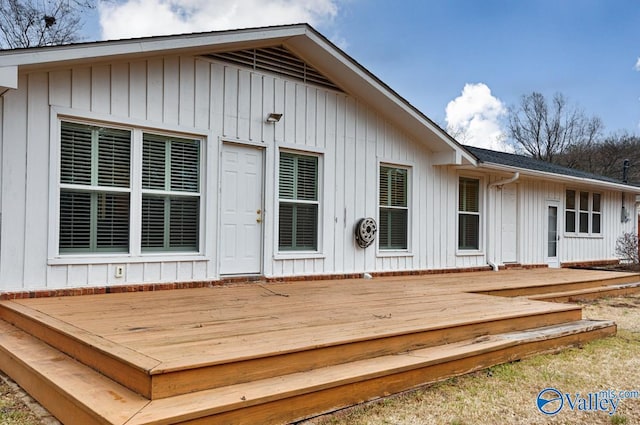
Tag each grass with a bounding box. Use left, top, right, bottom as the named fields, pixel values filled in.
left=0, top=378, right=44, bottom=425
left=303, top=294, right=640, bottom=425
left=1, top=294, right=639, bottom=425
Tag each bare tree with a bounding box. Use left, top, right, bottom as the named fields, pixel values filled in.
left=557, top=131, right=640, bottom=184
left=0, top=0, right=94, bottom=49
left=507, top=92, right=603, bottom=162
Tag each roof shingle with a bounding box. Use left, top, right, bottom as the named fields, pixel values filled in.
left=464, top=145, right=625, bottom=185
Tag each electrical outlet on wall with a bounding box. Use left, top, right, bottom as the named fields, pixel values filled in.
left=115, top=265, right=125, bottom=278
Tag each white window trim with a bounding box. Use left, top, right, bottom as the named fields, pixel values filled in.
left=376, top=159, right=413, bottom=257
left=456, top=174, right=485, bottom=255
left=48, top=110, right=207, bottom=264
left=275, top=148, right=324, bottom=258
left=563, top=188, right=603, bottom=238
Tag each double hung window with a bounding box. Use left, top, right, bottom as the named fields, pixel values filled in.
left=379, top=165, right=409, bottom=250
left=278, top=152, right=319, bottom=251
left=59, top=121, right=201, bottom=254
left=458, top=177, right=480, bottom=250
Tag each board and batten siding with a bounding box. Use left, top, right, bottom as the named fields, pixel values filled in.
left=1, top=53, right=635, bottom=291
left=484, top=176, right=635, bottom=267
left=0, top=55, right=469, bottom=291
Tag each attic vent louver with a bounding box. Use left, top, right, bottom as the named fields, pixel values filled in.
left=207, top=46, right=342, bottom=92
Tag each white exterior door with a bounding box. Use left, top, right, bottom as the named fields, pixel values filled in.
left=501, top=184, right=518, bottom=263
left=546, top=201, right=560, bottom=268
left=220, top=143, right=264, bottom=275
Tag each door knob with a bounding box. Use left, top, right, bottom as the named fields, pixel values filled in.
left=256, top=217, right=262, bottom=223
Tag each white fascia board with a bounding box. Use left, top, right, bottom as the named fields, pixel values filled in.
left=0, top=25, right=308, bottom=68
left=286, top=29, right=476, bottom=165
left=478, top=162, right=640, bottom=193
left=0, top=66, right=18, bottom=91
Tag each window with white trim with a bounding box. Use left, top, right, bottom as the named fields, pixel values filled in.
left=565, top=189, right=601, bottom=235
left=59, top=121, right=201, bottom=254
left=141, top=134, right=200, bottom=251
left=278, top=152, right=319, bottom=251
left=59, top=123, right=131, bottom=253
left=458, top=177, right=480, bottom=250
left=379, top=165, right=408, bottom=250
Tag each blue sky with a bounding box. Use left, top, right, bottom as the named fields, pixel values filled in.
left=83, top=0, right=640, bottom=150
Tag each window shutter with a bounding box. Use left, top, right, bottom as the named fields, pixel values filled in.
left=59, top=122, right=131, bottom=253
left=296, top=156, right=317, bottom=201
left=169, top=197, right=199, bottom=249
left=379, top=166, right=409, bottom=250
left=279, top=153, right=295, bottom=199
left=98, top=128, right=131, bottom=187
left=142, top=136, right=166, bottom=190
left=96, top=193, right=130, bottom=250
left=141, top=196, right=166, bottom=248
left=458, top=214, right=479, bottom=250
left=278, top=203, right=294, bottom=249
left=458, top=177, right=480, bottom=250
left=59, top=191, right=91, bottom=250
left=459, top=178, right=479, bottom=212
left=61, top=123, right=92, bottom=185
left=171, top=140, right=200, bottom=192
left=379, top=208, right=408, bottom=249
left=294, top=204, right=318, bottom=249
left=390, top=169, right=407, bottom=207
left=142, top=134, right=200, bottom=252
left=278, top=152, right=319, bottom=251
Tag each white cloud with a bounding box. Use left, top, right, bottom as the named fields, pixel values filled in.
left=99, top=0, right=340, bottom=40
left=445, top=83, right=510, bottom=152
left=635, top=57, right=640, bottom=71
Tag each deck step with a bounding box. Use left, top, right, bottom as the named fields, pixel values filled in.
left=529, top=281, right=640, bottom=302
left=0, top=298, right=582, bottom=400
left=0, top=320, right=149, bottom=425
left=1, top=316, right=612, bottom=425
left=124, top=319, right=617, bottom=425
left=476, top=275, right=640, bottom=297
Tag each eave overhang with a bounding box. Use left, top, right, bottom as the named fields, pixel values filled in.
left=0, top=24, right=473, bottom=166
left=477, top=162, right=640, bottom=193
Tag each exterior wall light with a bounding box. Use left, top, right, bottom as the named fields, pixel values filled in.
left=266, top=113, right=283, bottom=123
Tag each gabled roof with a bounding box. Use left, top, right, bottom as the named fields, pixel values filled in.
left=0, top=24, right=474, bottom=165
left=465, top=145, right=640, bottom=192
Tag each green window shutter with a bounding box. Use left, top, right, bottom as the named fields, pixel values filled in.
left=59, top=190, right=92, bottom=250
left=61, top=123, right=92, bottom=185
left=379, top=208, right=408, bottom=250
left=141, top=196, right=166, bottom=248
left=98, top=128, right=131, bottom=187
left=171, top=140, right=200, bottom=192
left=296, top=155, right=318, bottom=201
left=278, top=152, right=318, bottom=251
left=169, top=197, right=199, bottom=249
left=95, top=193, right=130, bottom=250
left=59, top=122, right=131, bottom=253
left=142, top=136, right=166, bottom=190
left=142, top=134, right=200, bottom=252
left=379, top=166, right=408, bottom=250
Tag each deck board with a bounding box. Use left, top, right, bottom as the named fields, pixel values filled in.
left=1, top=269, right=617, bottom=374
left=0, top=268, right=637, bottom=423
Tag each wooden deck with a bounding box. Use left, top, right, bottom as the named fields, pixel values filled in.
left=0, top=268, right=638, bottom=424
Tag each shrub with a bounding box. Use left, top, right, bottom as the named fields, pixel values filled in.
left=615, top=231, right=639, bottom=265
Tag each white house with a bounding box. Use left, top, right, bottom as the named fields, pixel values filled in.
left=0, top=24, right=637, bottom=293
